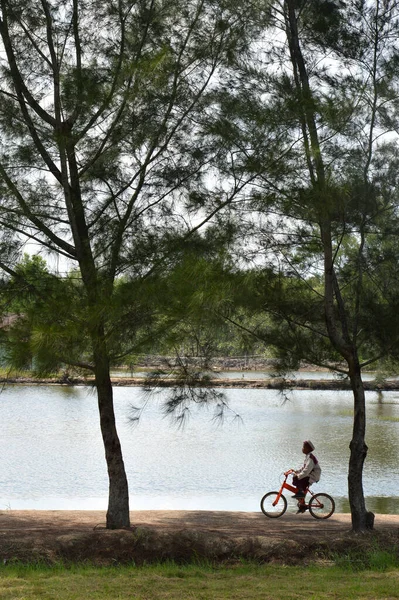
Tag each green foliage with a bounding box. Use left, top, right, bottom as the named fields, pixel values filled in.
left=0, top=0, right=267, bottom=378
left=207, top=0, right=399, bottom=380
left=2, top=258, right=89, bottom=374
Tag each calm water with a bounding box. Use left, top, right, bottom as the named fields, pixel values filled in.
left=1, top=384, right=399, bottom=514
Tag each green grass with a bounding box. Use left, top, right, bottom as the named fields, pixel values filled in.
left=332, top=548, right=399, bottom=571
left=1, top=558, right=399, bottom=600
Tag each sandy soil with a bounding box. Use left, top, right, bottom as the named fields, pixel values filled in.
left=1, top=510, right=399, bottom=565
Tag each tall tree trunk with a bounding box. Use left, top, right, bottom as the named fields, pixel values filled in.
left=93, top=332, right=130, bottom=529
left=65, top=137, right=130, bottom=529
left=321, top=222, right=373, bottom=531
left=348, top=359, right=374, bottom=531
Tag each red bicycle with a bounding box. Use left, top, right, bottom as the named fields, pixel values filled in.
left=260, top=469, right=335, bottom=519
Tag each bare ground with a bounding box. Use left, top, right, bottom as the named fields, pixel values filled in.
left=1, top=510, right=399, bottom=565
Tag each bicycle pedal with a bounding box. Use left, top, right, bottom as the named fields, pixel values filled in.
left=296, top=507, right=307, bottom=514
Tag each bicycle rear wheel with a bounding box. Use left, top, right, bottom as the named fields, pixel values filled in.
left=260, top=491, right=287, bottom=518
left=308, top=493, right=335, bottom=519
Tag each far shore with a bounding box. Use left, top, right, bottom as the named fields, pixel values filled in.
left=1, top=374, right=398, bottom=391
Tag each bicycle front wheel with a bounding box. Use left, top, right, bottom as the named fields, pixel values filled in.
left=260, top=491, right=287, bottom=518
left=308, top=493, right=335, bottom=519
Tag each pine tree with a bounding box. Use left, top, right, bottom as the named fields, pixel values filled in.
left=0, top=0, right=262, bottom=528
left=208, top=0, right=399, bottom=531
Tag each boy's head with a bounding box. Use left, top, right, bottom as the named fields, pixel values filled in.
left=302, top=440, right=315, bottom=454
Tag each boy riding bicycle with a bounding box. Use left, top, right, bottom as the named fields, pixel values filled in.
left=291, top=440, right=321, bottom=512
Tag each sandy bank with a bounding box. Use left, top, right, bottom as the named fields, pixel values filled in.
left=1, top=510, right=398, bottom=565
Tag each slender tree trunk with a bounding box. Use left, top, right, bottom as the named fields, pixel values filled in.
left=348, top=359, right=374, bottom=531
left=321, top=222, right=373, bottom=530
left=93, top=330, right=130, bottom=529
left=64, top=132, right=131, bottom=529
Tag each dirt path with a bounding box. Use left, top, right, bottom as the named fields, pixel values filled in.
left=0, top=510, right=399, bottom=564
left=1, top=509, right=397, bottom=539
left=1, top=509, right=355, bottom=540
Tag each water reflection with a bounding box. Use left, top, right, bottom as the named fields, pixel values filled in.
left=0, top=385, right=398, bottom=513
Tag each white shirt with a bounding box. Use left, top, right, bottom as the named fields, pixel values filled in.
left=296, top=453, right=321, bottom=483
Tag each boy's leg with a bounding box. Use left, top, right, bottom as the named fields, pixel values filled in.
left=292, top=476, right=309, bottom=498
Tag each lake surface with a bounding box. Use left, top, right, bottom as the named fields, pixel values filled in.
left=1, top=384, right=399, bottom=514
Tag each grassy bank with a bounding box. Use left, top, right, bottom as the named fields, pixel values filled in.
left=1, top=554, right=399, bottom=600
